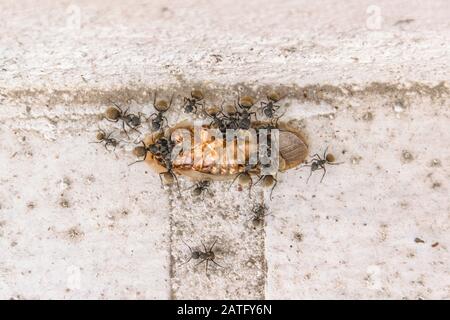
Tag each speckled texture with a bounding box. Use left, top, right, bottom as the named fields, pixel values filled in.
left=0, top=0, right=449, bottom=300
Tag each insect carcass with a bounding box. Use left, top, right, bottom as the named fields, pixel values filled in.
left=140, top=120, right=308, bottom=181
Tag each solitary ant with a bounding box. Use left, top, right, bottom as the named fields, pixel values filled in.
left=260, top=92, right=282, bottom=118
left=148, top=93, right=172, bottom=131
left=90, top=129, right=120, bottom=151
left=183, top=90, right=204, bottom=114
left=303, top=147, right=342, bottom=183
left=180, top=239, right=223, bottom=275
left=104, top=103, right=142, bottom=138
left=248, top=204, right=270, bottom=227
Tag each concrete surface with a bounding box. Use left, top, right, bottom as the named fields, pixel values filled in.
left=0, top=0, right=449, bottom=299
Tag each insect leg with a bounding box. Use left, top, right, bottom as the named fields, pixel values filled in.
left=269, top=177, right=278, bottom=201
left=320, top=165, right=327, bottom=183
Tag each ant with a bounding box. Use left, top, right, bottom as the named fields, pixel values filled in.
left=203, top=104, right=228, bottom=133
left=159, top=157, right=181, bottom=196
left=183, top=90, right=204, bottom=114
left=104, top=103, right=142, bottom=138
left=260, top=92, right=282, bottom=118
left=129, top=137, right=174, bottom=166
left=191, top=180, right=211, bottom=197
left=248, top=203, right=270, bottom=227
left=180, top=239, right=223, bottom=275
left=90, top=129, right=120, bottom=151
left=302, top=147, right=342, bottom=183
left=148, top=93, right=172, bottom=131
left=236, top=95, right=257, bottom=130
left=229, top=164, right=255, bottom=197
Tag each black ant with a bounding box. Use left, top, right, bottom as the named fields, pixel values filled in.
left=248, top=204, right=270, bottom=227
left=129, top=137, right=174, bottom=166
left=260, top=92, right=282, bottom=118
left=104, top=103, right=142, bottom=138
left=203, top=104, right=228, bottom=133
left=90, top=129, right=120, bottom=151
left=148, top=93, right=172, bottom=131
left=159, top=158, right=181, bottom=196
left=180, top=239, right=223, bottom=275
left=183, top=90, right=204, bottom=114
left=303, top=147, right=342, bottom=183
left=236, top=95, right=257, bottom=130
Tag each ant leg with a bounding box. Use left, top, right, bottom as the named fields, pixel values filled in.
left=323, top=146, right=329, bottom=159
left=306, top=169, right=313, bottom=184
left=254, top=175, right=264, bottom=186
left=320, top=165, right=327, bottom=183
left=269, top=177, right=278, bottom=201
left=228, top=172, right=242, bottom=190
left=122, top=121, right=130, bottom=139
left=105, top=118, right=119, bottom=123
left=205, top=260, right=209, bottom=275
left=179, top=256, right=192, bottom=266
left=201, top=240, right=208, bottom=252
left=210, top=259, right=224, bottom=268
left=209, top=239, right=218, bottom=251
left=248, top=176, right=253, bottom=198
left=195, top=258, right=206, bottom=267
left=128, top=158, right=146, bottom=166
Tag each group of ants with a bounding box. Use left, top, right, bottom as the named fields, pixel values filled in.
left=91, top=90, right=342, bottom=275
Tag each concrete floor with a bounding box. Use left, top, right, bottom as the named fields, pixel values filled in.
left=0, top=0, right=449, bottom=299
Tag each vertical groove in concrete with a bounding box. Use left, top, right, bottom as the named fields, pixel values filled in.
left=168, top=180, right=267, bottom=299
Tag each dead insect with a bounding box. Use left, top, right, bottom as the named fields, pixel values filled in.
left=148, top=93, right=172, bottom=131
left=303, top=147, right=342, bottom=183
left=260, top=92, right=282, bottom=118
left=180, top=239, right=223, bottom=275
left=191, top=180, right=211, bottom=197
left=248, top=203, right=270, bottom=227
left=183, top=90, right=204, bottom=114
left=104, top=103, right=142, bottom=138
left=90, top=129, right=120, bottom=151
